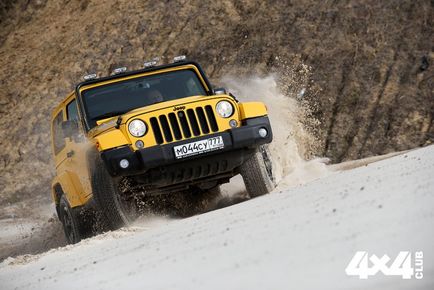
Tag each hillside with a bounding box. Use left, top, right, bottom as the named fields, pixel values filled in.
left=0, top=0, right=433, bottom=219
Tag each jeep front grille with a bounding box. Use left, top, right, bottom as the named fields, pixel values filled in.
left=150, top=105, right=219, bottom=144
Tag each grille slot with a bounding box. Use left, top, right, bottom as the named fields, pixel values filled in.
left=159, top=115, right=173, bottom=142
left=150, top=117, right=164, bottom=144
left=187, top=109, right=201, bottom=136
left=168, top=113, right=182, bottom=140
left=178, top=111, right=191, bottom=138
left=205, top=105, right=219, bottom=132
left=195, top=107, right=210, bottom=134
left=150, top=106, right=220, bottom=144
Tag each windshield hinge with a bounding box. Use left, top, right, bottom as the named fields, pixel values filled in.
left=115, top=116, right=122, bottom=129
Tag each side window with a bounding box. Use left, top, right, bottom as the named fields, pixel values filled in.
left=52, top=111, right=65, bottom=155
left=66, top=99, right=79, bottom=121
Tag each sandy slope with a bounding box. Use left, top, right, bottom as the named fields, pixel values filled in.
left=1, top=145, right=433, bottom=290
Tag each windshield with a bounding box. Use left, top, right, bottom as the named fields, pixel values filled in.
left=81, top=69, right=207, bottom=128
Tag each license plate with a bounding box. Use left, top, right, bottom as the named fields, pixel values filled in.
left=174, top=136, right=224, bottom=159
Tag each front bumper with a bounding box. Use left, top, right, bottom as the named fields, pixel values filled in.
left=101, top=116, right=272, bottom=177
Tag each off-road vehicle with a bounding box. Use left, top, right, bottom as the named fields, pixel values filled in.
left=50, top=56, right=275, bottom=243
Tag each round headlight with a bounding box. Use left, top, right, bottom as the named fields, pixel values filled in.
left=216, top=101, right=234, bottom=118
left=128, top=119, right=147, bottom=137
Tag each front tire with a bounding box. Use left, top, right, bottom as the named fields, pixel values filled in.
left=91, top=156, right=138, bottom=230
left=240, top=145, right=276, bottom=197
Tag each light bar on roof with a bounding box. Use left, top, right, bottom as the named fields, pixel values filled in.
left=112, top=67, right=127, bottom=75
left=144, top=58, right=159, bottom=68
left=83, top=73, right=97, bottom=81
left=173, top=55, right=186, bottom=63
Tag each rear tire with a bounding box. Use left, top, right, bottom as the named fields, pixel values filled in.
left=91, top=156, right=138, bottom=230
left=58, top=195, right=87, bottom=244
left=240, top=145, right=276, bottom=197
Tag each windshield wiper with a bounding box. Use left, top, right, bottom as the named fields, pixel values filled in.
left=92, top=111, right=126, bottom=121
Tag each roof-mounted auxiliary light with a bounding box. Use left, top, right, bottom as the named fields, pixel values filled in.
left=173, top=55, right=187, bottom=63
left=112, top=67, right=127, bottom=75
left=144, top=57, right=159, bottom=68
left=83, top=73, right=97, bottom=81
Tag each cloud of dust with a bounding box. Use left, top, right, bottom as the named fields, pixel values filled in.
left=221, top=72, right=330, bottom=189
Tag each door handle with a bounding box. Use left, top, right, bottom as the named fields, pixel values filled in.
left=67, top=150, right=75, bottom=158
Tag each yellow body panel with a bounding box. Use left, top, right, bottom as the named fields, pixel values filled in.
left=50, top=93, right=93, bottom=208
left=50, top=65, right=269, bottom=209
left=52, top=171, right=91, bottom=207
left=51, top=135, right=94, bottom=207
left=94, top=129, right=130, bottom=151
left=239, top=102, right=268, bottom=120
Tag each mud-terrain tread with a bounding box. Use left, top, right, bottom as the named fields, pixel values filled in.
left=91, top=156, right=131, bottom=230
left=59, top=195, right=84, bottom=244
left=240, top=145, right=275, bottom=197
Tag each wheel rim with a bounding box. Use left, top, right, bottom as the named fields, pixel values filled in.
left=260, top=146, right=275, bottom=185
left=61, top=205, right=76, bottom=243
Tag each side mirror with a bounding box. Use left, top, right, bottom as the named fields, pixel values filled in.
left=214, top=87, right=227, bottom=95
left=61, top=120, right=79, bottom=137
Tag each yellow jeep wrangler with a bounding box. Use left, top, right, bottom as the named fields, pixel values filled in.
left=50, top=57, right=275, bottom=243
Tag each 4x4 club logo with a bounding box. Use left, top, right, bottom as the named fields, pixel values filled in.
left=345, top=251, right=424, bottom=279
left=173, top=106, right=186, bottom=111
